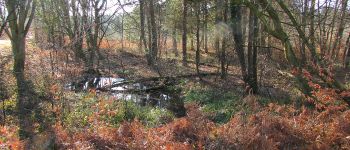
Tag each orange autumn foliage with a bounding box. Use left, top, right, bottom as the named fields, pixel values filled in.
left=0, top=126, right=24, bottom=150
left=44, top=102, right=350, bottom=149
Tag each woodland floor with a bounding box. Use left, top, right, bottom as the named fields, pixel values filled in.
left=1, top=40, right=350, bottom=149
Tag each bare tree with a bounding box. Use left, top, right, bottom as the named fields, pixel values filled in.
left=231, top=0, right=259, bottom=93
left=4, top=0, right=36, bottom=139
left=0, top=1, right=9, bottom=37
left=331, top=0, right=348, bottom=59
left=57, top=0, right=86, bottom=62
left=231, top=0, right=247, bottom=89
left=80, top=0, right=107, bottom=69
left=300, top=0, right=307, bottom=64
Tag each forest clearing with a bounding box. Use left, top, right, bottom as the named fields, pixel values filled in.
left=1, top=0, right=350, bottom=149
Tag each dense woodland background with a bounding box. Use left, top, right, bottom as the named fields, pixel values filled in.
left=0, top=0, right=350, bottom=149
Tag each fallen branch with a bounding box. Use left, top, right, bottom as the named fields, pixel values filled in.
left=277, top=70, right=294, bottom=78
left=99, top=84, right=166, bottom=94
left=105, top=72, right=220, bottom=89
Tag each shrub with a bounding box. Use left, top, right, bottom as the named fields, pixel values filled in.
left=63, top=93, right=175, bottom=131
left=116, top=101, right=175, bottom=127
left=0, top=126, right=23, bottom=149
left=63, top=94, right=96, bottom=130
left=140, top=107, right=174, bottom=127
left=185, top=88, right=239, bottom=123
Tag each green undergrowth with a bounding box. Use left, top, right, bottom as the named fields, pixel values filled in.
left=63, top=93, right=175, bottom=132
left=184, top=87, right=241, bottom=124
left=346, top=81, right=350, bottom=89
left=183, top=85, right=295, bottom=124
left=258, top=95, right=292, bottom=106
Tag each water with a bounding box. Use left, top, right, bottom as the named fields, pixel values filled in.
left=67, top=77, right=171, bottom=108
left=83, top=77, right=125, bottom=90
left=66, top=76, right=186, bottom=117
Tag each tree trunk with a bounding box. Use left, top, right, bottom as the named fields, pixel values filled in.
left=300, top=0, right=307, bottom=64
left=12, top=36, right=26, bottom=81
left=276, top=0, right=317, bottom=64
left=139, top=0, right=147, bottom=51
left=247, top=2, right=259, bottom=93
left=163, top=34, right=168, bottom=58
left=204, top=0, right=209, bottom=53
left=147, top=2, right=153, bottom=61
left=190, top=31, right=194, bottom=52
left=221, top=0, right=228, bottom=79
left=231, top=0, right=247, bottom=83
left=326, top=0, right=339, bottom=56
left=12, top=35, right=32, bottom=139
left=122, top=12, right=125, bottom=50
left=172, top=26, right=178, bottom=57
left=182, top=0, right=188, bottom=66
left=215, top=0, right=223, bottom=77
left=309, top=0, right=315, bottom=56
left=344, top=33, right=350, bottom=68
left=72, top=35, right=85, bottom=61
left=6, top=0, right=36, bottom=139
left=148, top=0, right=158, bottom=65
left=81, top=0, right=94, bottom=69
left=244, top=0, right=259, bottom=93
left=249, top=0, right=346, bottom=94
left=195, top=2, right=201, bottom=76
left=332, top=0, right=348, bottom=59
left=318, top=0, right=330, bottom=56
left=70, top=0, right=86, bottom=62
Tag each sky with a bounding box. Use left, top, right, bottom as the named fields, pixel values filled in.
left=105, top=0, right=135, bottom=15
left=104, top=0, right=349, bottom=15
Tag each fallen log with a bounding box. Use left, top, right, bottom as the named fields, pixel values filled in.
left=98, top=84, right=167, bottom=93
left=104, top=72, right=220, bottom=89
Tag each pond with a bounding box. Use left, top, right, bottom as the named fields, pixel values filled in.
left=66, top=76, right=186, bottom=117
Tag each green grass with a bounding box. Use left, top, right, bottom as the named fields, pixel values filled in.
left=184, top=88, right=241, bottom=124
left=183, top=85, right=295, bottom=123
left=63, top=93, right=175, bottom=131
left=345, top=81, right=350, bottom=89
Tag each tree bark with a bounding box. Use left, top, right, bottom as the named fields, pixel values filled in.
left=331, top=0, right=348, bottom=59
left=215, top=0, right=222, bottom=58
left=182, top=0, right=188, bottom=66
left=6, top=0, right=36, bottom=139
left=80, top=0, right=106, bottom=69
left=121, top=12, right=125, bottom=51
left=148, top=0, right=158, bottom=65
left=300, top=0, right=307, bottom=64
left=326, top=0, right=339, bottom=56
left=276, top=0, right=317, bottom=64
left=231, top=0, right=247, bottom=83
left=139, top=0, right=148, bottom=51
left=344, top=33, right=350, bottom=68
left=309, top=0, right=315, bottom=56
left=147, top=1, right=152, bottom=57
left=195, top=1, right=201, bottom=76
left=13, top=39, right=30, bottom=138
left=221, top=0, right=228, bottom=79
left=70, top=0, right=86, bottom=62
left=203, top=0, right=209, bottom=53
left=249, top=1, right=259, bottom=93
left=157, top=3, right=162, bottom=57
left=172, top=26, right=179, bottom=57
